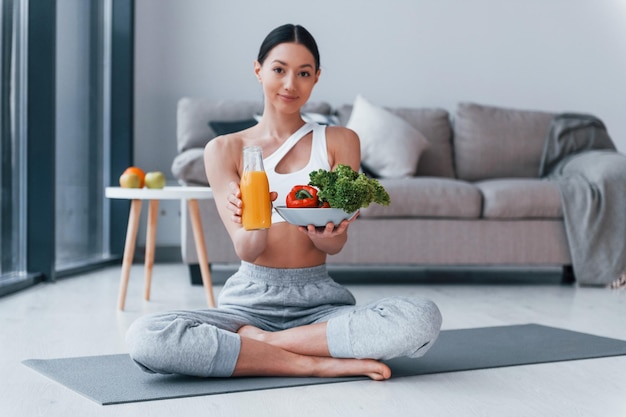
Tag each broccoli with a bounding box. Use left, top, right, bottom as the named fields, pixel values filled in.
left=308, top=164, right=391, bottom=213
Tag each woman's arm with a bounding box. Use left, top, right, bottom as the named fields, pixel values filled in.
left=327, top=126, right=362, bottom=172
left=204, top=136, right=270, bottom=263
left=297, top=126, right=362, bottom=254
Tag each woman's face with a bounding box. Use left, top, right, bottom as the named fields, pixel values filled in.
left=255, top=42, right=320, bottom=113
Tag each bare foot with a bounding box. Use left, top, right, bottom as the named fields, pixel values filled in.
left=232, top=334, right=391, bottom=380
left=237, top=322, right=331, bottom=357
left=312, top=356, right=392, bottom=381
left=610, top=272, right=626, bottom=289
left=237, top=325, right=269, bottom=342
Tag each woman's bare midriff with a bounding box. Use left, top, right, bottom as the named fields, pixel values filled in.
left=253, top=222, right=327, bottom=268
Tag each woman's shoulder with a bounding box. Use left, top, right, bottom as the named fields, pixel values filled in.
left=204, top=132, right=246, bottom=165
left=322, top=125, right=361, bottom=169
left=324, top=124, right=359, bottom=143
left=205, top=130, right=247, bottom=151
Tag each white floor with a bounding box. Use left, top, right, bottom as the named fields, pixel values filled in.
left=1, top=264, right=626, bottom=417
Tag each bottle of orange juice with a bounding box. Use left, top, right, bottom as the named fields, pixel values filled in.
left=240, top=146, right=271, bottom=230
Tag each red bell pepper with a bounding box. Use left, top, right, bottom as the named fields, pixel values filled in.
left=286, top=185, right=319, bottom=208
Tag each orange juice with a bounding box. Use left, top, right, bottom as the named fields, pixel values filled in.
left=241, top=170, right=271, bottom=230
left=241, top=146, right=271, bottom=230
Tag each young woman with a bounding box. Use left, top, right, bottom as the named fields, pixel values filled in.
left=126, top=24, right=442, bottom=381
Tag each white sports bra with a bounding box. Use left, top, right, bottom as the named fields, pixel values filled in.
left=264, top=122, right=331, bottom=223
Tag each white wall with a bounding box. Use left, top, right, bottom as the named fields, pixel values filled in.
left=135, top=0, right=626, bottom=179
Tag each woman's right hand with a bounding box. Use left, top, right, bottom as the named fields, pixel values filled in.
left=226, top=181, right=278, bottom=225
left=226, top=181, right=243, bottom=224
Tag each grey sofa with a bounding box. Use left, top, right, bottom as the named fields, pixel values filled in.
left=172, top=97, right=574, bottom=283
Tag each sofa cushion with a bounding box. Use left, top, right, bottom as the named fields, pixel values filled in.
left=301, top=112, right=339, bottom=125
left=475, top=178, right=563, bottom=219
left=171, top=148, right=208, bottom=185
left=177, top=98, right=332, bottom=153
left=337, top=104, right=454, bottom=178
left=454, top=102, right=556, bottom=181
left=346, top=95, right=430, bottom=179
left=209, top=119, right=257, bottom=136
left=359, top=177, right=481, bottom=219
left=177, top=99, right=263, bottom=153
left=255, top=112, right=339, bottom=125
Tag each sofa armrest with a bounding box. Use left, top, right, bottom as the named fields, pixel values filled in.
left=172, top=148, right=208, bottom=186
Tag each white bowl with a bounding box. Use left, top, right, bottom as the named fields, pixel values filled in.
left=274, top=206, right=358, bottom=227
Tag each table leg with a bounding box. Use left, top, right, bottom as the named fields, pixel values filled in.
left=144, top=199, right=159, bottom=301
left=187, top=198, right=216, bottom=307
left=118, top=199, right=142, bottom=310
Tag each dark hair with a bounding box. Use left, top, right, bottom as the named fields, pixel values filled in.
left=257, top=24, right=320, bottom=71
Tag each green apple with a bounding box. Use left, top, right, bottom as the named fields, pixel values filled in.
left=145, top=171, right=166, bottom=189
left=119, top=172, right=141, bottom=188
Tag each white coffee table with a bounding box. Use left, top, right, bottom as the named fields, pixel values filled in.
left=106, top=186, right=215, bottom=310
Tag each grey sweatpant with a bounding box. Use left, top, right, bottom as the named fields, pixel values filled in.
left=126, top=262, right=442, bottom=377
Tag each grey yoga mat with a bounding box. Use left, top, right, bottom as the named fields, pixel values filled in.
left=23, top=324, right=626, bottom=405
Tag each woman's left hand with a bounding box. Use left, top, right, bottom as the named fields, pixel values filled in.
left=297, top=211, right=359, bottom=239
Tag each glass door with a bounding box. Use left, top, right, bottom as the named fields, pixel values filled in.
left=54, top=0, right=111, bottom=271
left=0, top=0, right=29, bottom=292
left=0, top=0, right=131, bottom=294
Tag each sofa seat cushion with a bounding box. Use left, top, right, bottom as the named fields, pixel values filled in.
left=476, top=179, right=563, bottom=219
left=454, top=102, right=556, bottom=181
left=172, top=148, right=208, bottom=186
left=359, top=177, right=481, bottom=219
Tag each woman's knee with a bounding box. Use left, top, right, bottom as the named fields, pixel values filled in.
left=374, top=296, right=442, bottom=359
left=398, top=297, right=442, bottom=358
left=125, top=312, right=241, bottom=377
left=125, top=313, right=205, bottom=374
left=125, top=314, right=171, bottom=373
left=333, top=296, right=442, bottom=360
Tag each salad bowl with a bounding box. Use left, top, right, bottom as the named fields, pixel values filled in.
left=274, top=206, right=358, bottom=227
